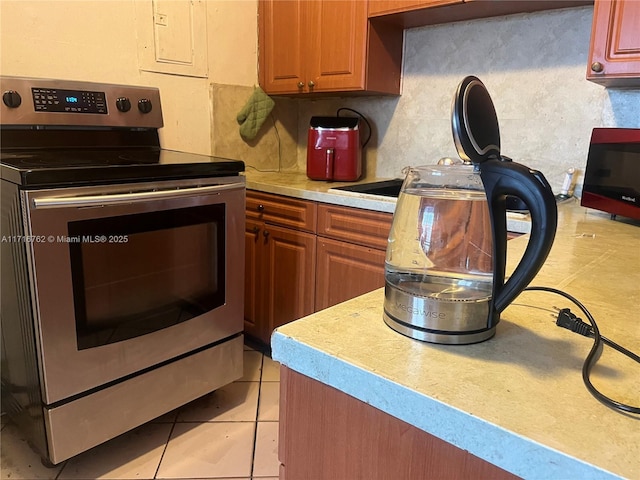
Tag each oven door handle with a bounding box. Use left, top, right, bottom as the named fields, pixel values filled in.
left=31, top=182, right=245, bottom=209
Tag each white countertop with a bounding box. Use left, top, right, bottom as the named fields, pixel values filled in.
left=271, top=201, right=640, bottom=479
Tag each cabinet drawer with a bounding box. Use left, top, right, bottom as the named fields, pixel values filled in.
left=317, top=204, right=393, bottom=250
left=247, top=191, right=317, bottom=233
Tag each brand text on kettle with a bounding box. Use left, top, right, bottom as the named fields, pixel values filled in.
left=395, top=302, right=446, bottom=318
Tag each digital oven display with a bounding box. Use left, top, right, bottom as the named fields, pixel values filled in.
left=31, top=87, right=108, bottom=114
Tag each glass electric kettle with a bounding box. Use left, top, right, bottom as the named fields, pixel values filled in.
left=383, top=76, right=557, bottom=344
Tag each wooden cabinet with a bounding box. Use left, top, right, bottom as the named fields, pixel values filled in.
left=244, top=191, right=317, bottom=344
left=368, top=0, right=592, bottom=29
left=259, top=0, right=593, bottom=96
left=315, top=204, right=392, bottom=310
left=587, top=0, right=640, bottom=87
left=258, top=0, right=403, bottom=95
left=243, top=218, right=262, bottom=339
left=244, top=192, right=393, bottom=344
left=315, top=239, right=388, bottom=310
left=369, top=0, right=461, bottom=16
left=244, top=191, right=529, bottom=344
left=279, top=367, right=519, bottom=480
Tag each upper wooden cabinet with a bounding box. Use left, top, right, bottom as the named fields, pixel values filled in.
left=369, top=0, right=461, bottom=17
left=368, top=0, right=593, bottom=29
left=258, top=0, right=403, bottom=95
left=587, top=0, right=640, bottom=87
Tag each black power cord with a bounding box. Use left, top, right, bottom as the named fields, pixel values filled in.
left=336, top=107, right=372, bottom=148
left=525, top=286, right=640, bottom=415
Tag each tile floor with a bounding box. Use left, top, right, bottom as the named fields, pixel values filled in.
left=0, top=344, right=280, bottom=480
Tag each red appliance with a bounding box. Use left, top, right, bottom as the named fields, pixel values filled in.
left=581, top=128, right=640, bottom=221
left=307, top=116, right=362, bottom=181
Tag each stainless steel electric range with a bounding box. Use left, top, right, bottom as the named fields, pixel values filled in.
left=0, top=76, right=246, bottom=465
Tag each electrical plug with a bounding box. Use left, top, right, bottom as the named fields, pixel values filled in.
left=553, top=307, right=594, bottom=337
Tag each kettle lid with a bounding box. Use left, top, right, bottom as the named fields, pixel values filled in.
left=451, top=76, right=501, bottom=164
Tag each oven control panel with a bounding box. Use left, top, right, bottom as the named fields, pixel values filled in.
left=0, top=76, right=163, bottom=128
left=32, top=87, right=108, bottom=114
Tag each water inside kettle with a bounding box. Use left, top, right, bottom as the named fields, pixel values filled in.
left=384, top=187, right=495, bottom=340
left=386, top=187, right=493, bottom=283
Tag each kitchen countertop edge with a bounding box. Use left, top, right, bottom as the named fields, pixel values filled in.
left=271, top=202, right=640, bottom=480
left=271, top=324, right=620, bottom=480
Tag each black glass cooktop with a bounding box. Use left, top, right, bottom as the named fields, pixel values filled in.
left=1, top=148, right=245, bottom=187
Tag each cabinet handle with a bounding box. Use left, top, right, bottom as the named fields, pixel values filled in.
left=263, top=230, right=270, bottom=238
left=252, top=226, right=260, bottom=234
left=257, top=204, right=265, bottom=212
left=308, top=80, right=315, bottom=88
left=297, top=82, right=304, bottom=88
left=591, top=62, right=604, bottom=73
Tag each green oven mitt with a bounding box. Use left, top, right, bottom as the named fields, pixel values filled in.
left=236, top=86, right=275, bottom=141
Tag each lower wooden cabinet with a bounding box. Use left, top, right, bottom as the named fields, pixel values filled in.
left=244, top=191, right=318, bottom=343
left=243, top=218, right=262, bottom=340
left=244, top=190, right=524, bottom=345
left=315, top=238, right=387, bottom=310
left=315, top=203, right=393, bottom=310
left=279, top=367, right=519, bottom=480
left=263, top=224, right=316, bottom=333
left=244, top=191, right=393, bottom=345
left=244, top=203, right=317, bottom=344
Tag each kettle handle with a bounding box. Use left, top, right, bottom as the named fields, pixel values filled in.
left=480, top=159, right=557, bottom=317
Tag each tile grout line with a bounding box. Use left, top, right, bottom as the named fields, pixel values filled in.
left=249, top=352, right=265, bottom=479
left=153, top=417, right=177, bottom=479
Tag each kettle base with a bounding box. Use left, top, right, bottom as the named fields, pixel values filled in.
left=383, top=312, right=496, bottom=345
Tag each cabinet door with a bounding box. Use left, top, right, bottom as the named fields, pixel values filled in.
left=259, top=0, right=402, bottom=95
left=305, top=0, right=368, bottom=93
left=244, top=218, right=265, bottom=340
left=315, top=238, right=387, bottom=311
left=264, top=224, right=317, bottom=333
left=258, top=0, right=306, bottom=94
left=587, top=0, right=640, bottom=86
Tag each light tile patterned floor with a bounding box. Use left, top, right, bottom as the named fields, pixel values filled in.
left=0, top=346, right=280, bottom=480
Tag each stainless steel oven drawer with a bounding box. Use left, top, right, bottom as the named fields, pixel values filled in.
left=44, top=335, right=243, bottom=464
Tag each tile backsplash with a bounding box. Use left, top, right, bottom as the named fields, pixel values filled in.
left=292, top=6, right=640, bottom=195
left=211, top=84, right=298, bottom=171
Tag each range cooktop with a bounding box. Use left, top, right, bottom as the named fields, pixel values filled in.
left=0, top=76, right=244, bottom=188
left=1, top=148, right=245, bottom=187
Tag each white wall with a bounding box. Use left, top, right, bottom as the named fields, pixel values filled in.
left=0, top=0, right=258, bottom=156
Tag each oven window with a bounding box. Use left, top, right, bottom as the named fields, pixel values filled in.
left=68, top=205, right=225, bottom=350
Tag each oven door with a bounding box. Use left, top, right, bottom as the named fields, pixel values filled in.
left=23, top=177, right=245, bottom=405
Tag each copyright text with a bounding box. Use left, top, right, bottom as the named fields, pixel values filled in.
left=1, top=235, right=129, bottom=244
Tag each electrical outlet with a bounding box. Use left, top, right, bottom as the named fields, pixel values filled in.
left=154, top=13, right=167, bottom=26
